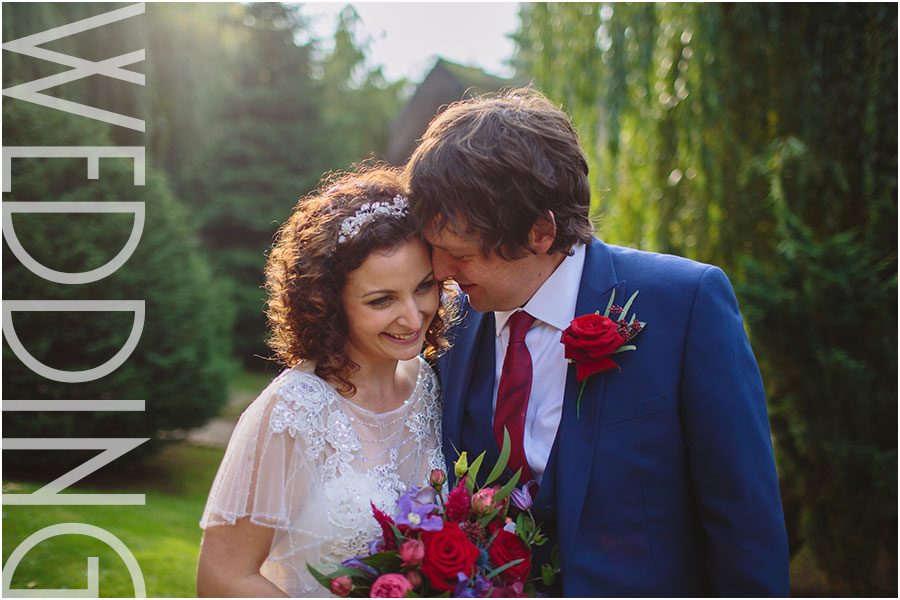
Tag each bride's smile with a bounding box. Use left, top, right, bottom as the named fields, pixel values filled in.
left=382, top=329, right=421, bottom=342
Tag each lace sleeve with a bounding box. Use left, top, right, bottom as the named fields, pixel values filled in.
left=421, top=363, right=446, bottom=475
left=199, top=370, right=318, bottom=533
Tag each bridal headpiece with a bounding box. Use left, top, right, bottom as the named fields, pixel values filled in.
left=337, top=194, right=409, bottom=244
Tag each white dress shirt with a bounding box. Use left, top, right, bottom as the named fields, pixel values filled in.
left=492, top=243, right=586, bottom=483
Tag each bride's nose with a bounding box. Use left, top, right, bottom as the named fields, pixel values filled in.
left=396, top=297, right=424, bottom=330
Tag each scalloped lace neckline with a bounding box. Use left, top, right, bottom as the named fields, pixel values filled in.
left=289, top=357, right=425, bottom=417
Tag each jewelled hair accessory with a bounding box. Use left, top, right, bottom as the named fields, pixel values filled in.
left=337, top=194, right=409, bottom=244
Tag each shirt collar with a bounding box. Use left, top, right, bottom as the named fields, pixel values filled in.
left=495, top=243, right=587, bottom=336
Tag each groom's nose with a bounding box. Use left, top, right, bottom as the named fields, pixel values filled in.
left=431, top=247, right=456, bottom=281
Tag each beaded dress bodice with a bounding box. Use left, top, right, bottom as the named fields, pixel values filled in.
left=200, top=357, right=443, bottom=597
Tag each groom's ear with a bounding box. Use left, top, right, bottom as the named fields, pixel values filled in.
left=528, top=211, right=557, bottom=254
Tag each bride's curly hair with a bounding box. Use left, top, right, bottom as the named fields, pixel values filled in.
left=265, top=166, right=458, bottom=396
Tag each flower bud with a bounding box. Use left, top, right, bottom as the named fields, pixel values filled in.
left=405, top=570, right=422, bottom=589
left=430, top=468, right=446, bottom=488
left=330, top=575, right=352, bottom=597
left=471, top=487, right=496, bottom=515
left=454, top=452, right=468, bottom=478
left=398, top=538, right=425, bottom=567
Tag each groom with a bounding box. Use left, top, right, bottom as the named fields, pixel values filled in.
left=404, top=89, right=790, bottom=596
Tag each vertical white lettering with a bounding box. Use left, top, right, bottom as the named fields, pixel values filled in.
left=2, top=300, right=145, bottom=383
left=2, top=438, right=149, bottom=505
left=2, top=147, right=146, bottom=193
left=2, top=523, right=146, bottom=597
left=1, top=3, right=146, bottom=131
left=2, top=201, right=145, bottom=284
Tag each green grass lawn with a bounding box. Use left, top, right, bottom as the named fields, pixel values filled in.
left=3, top=443, right=225, bottom=598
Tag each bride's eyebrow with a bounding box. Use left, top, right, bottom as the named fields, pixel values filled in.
left=363, top=288, right=395, bottom=297
left=361, top=272, right=434, bottom=298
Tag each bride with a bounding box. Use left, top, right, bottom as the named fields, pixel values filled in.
left=197, top=168, right=456, bottom=596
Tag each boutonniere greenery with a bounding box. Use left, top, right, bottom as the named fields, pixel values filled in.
left=560, top=290, right=647, bottom=418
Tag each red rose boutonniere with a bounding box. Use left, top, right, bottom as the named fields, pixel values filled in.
left=560, top=289, right=647, bottom=418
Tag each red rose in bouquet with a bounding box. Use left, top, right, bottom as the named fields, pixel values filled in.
left=487, top=523, right=532, bottom=584
left=560, top=313, right=625, bottom=381
left=420, top=522, right=481, bottom=591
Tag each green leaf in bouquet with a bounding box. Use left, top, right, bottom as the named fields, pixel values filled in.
left=515, top=511, right=538, bottom=545
left=493, top=467, right=522, bottom=504
left=465, top=451, right=486, bottom=493
left=550, top=543, right=561, bottom=569
left=620, top=289, right=639, bottom=320
left=389, top=522, right=407, bottom=544
left=306, top=562, right=334, bottom=590
left=361, top=550, right=403, bottom=573
left=541, top=563, right=555, bottom=586
left=485, top=558, right=525, bottom=580
left=515, top=511, right=528, bottom=543
left=603, top=289, right=616, bottom=318
left=476, top=504, right=504, bottom=527
left=484, top=427, right=512, bottom=486
left=610, top=344, right=637, bottom=355
left=404, top=590, right=421, bottom=598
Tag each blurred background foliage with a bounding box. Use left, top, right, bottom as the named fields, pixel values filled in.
left=2, top=2, right=896, bottom=597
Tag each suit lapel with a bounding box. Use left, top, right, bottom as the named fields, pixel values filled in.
left=555, top=239, right=623, bottom=573
left=442, top=305, right=493, bottom=473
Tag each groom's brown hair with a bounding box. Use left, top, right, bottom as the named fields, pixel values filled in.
left=405, top=87, right=594, bottom=259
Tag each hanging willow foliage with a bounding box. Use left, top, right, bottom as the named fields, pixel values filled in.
left=513, top=3, right=895, bottom=267
left=514, top=3, right=897, bottom=596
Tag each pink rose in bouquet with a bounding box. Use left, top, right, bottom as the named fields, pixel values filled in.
left=370, top=573, right=413, bottom=597
left=471, top=487, right=496, bottom=515
left=398, top=538, right=425, bottom=567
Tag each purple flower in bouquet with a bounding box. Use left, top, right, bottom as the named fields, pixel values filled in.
left=490, top=581, right=527, bottom=597
left=453, top=572, right=492, bottom=598
left=509, top=480, right=539, bottom=511
left=340, top=556, right=378, bottom=577
left=395, top=487, right=442, bottom=531
left=412, top=484, right=438, bottom=506
left=369, top=538, right=385, bottom=555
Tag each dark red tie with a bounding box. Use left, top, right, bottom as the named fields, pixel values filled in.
left=494, top=310, right=536, bottom=482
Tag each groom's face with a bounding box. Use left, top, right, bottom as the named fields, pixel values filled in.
left=425, top=226, right=546, bottom=313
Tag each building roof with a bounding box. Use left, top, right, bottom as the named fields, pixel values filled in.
left=386, top=58, right=521, bottom=165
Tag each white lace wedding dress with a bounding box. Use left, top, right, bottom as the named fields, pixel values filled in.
left=200, top=357, right=444, bottom=597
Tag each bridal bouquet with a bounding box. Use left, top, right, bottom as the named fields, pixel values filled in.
left=309, top=431, right=558, bottom=597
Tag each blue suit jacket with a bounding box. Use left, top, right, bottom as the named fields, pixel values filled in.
left=436, top=239, right=789, bottom=596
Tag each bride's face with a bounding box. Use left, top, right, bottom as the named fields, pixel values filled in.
left=341, top=238, right=439, bottom=365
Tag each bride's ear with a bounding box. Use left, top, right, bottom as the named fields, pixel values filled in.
left=528, top=211, right=557, bottom=254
